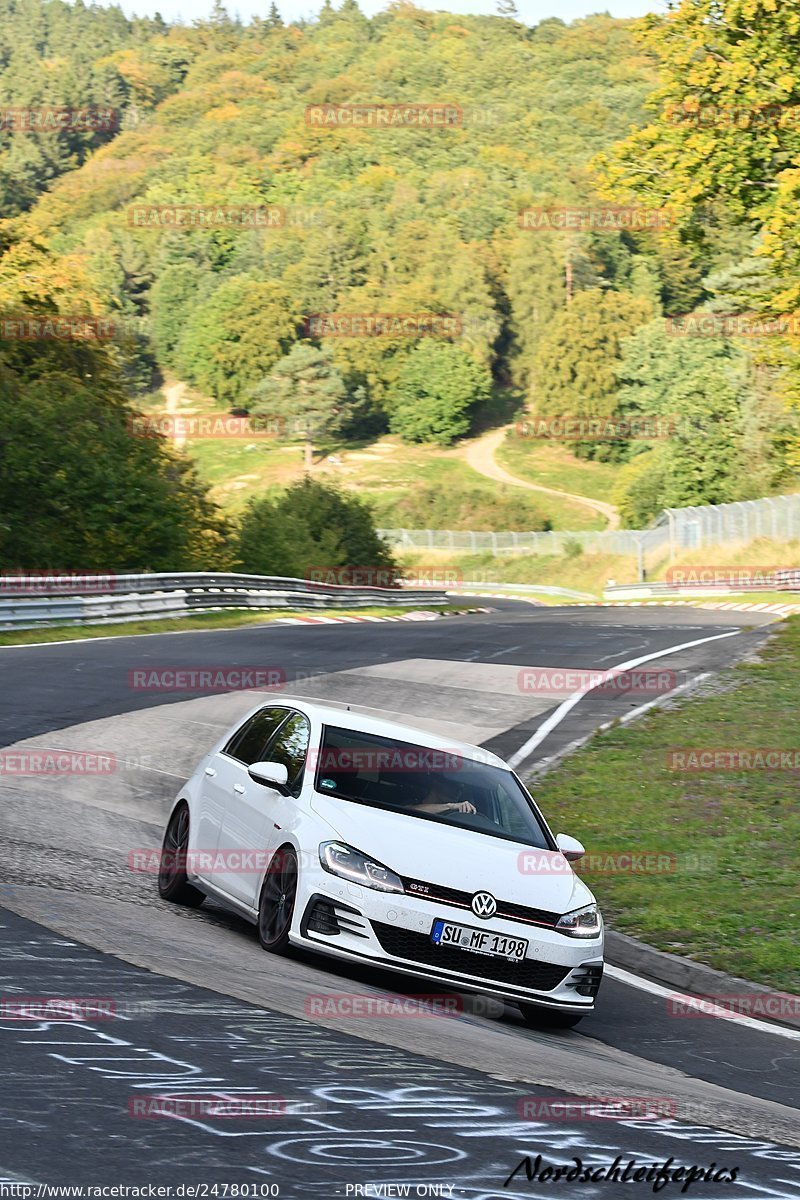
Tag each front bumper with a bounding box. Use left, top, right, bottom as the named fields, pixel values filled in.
left=291, top=871, right=604, bottom=1012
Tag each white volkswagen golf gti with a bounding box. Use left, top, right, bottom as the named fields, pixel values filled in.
left=158, top=698, right=603, bottom=1028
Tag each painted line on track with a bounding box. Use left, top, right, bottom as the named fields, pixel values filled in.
left=507, top=629, right=742, bottom=770
left=604, top=965, right=800, bottom=1042
left=507, top=628, right=800, bottom=1037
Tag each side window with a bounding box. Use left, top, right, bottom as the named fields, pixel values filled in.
left=224, top=708, right=289, bottom=766
left=264, top=712, right=311, bottom=794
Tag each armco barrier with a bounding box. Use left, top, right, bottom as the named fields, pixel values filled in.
left=447, top=582, right=595, bottom=600
left=0, top=572, right=449, bottom=630
left=605, top=571, right=800, bottom=601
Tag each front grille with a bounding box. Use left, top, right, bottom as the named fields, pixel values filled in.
left=372, top=922, right=569, bottom=991
left=400, top=876, right=559, bottom=929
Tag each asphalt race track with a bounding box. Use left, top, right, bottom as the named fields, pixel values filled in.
left=1, top=604, right=799, bottom=1197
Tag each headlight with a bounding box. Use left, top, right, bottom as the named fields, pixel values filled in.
left=555, top=903, right=602, bottom=939
left=319, top=841, right=404, bottom=894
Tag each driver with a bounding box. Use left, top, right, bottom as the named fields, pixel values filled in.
left=409, top=777, right=477, bottom=816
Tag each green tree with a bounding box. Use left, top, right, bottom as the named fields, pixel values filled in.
left=596, top=0, right=800, bottom=225
left=530, top=289, right=653, bottom=458
left=236, top=477, right=395, bottom=578
left=0, top=343, right=227, bottom=570
left=249, top=343, right=348, bottom=469
left=388, top=343, right=492, bottom=446
left=177, top=277, right=298, bottom=407
left=613, top=320, right=754, bottom=523
left=150, top=262, right=208, bottom=365
left=505, top=233, right=566, bottom=393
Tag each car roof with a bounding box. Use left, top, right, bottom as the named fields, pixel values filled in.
left=269, top=695, right=509, bottom=770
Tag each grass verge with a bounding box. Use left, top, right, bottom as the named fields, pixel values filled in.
left=496, top=433, right=621, bottom=505
left=532, top=616, right=800, bottom=991
left=0, top=606, right=465, bottom=647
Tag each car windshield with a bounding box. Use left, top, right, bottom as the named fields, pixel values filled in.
left=315, top=725, right=553, bottom=849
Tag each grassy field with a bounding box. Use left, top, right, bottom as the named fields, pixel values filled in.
left=0, top=606, right=464, bottom=647
left=532, top=617, right=800, bottom=991
left=139, top=383, right=615, bottom=530
left=496, top=433, right=622, bottom=504
left=399, top=548, right=636, bottom=596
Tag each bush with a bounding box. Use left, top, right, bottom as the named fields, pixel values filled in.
left=390, top=484, right=551, bottom=532
left=235, top=477, right=396, bottom=579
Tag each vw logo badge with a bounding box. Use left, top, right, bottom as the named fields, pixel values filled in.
left=471, top=891, right=497, bottom=919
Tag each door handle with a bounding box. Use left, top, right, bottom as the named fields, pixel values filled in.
left=233, top=783, right=246, bottom=794
left=204, top=767, right=216, bottom=777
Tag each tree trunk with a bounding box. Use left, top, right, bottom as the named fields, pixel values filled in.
left=304, top=436, right=313, bottom=471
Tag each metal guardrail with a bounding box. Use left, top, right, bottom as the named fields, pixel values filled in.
left=604, top=572, right=800, bottom=600
left=447, top=582, right=596, bottom=600
left=0, top=572, right=450, bottom=630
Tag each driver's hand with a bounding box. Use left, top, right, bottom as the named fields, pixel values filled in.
left=449, top=800, right=477, bottom=814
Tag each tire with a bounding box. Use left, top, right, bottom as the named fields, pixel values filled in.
left=518, top=1002, right=585, bottom=1030
left=157, top=803, right=205, bottom=907
left=258, top=846, right=298, bottom=954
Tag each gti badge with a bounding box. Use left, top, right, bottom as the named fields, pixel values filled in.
left=471, top=891, right=497, bottom=919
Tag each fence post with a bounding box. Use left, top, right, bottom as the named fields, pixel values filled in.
left=667, top=511, right=676, bottom=561
left=637, top=535, right=645, bottom=583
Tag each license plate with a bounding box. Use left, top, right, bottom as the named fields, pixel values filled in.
left=431, top=918, right=527, bottom=961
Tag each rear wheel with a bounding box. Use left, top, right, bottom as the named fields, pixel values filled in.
left=258, top=847, right=298, bottom=954
left=157, top=803, right=205, bottom=907
left=518, top=1002, right=585, bottom=1030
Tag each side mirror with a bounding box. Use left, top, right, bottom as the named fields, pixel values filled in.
left=556, top=833, right=585, bottom=862
left=248, top=761, right=290, bottom=793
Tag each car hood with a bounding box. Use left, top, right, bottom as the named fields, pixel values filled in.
left=310, top=792, right=594, bottom=915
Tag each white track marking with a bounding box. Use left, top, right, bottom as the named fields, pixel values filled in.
left=605, top=965, right=800, bottom=1041
left=507, top=629, right=741, bottom=769
left=612, top=672, right=711, bottom=726
left=527, top=674, right=711, bottom=776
